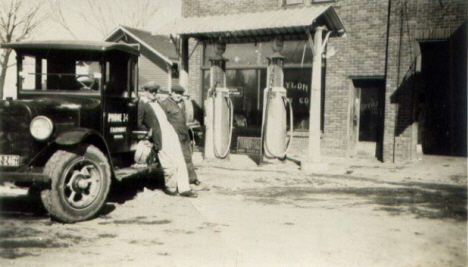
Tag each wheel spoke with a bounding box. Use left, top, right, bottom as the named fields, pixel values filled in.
left=66, top=170, right=80, bottom=188
left=80, top=193, right=90, bottom=203
left=68, top=191, right=76, bottom=203
left=70, top=162, right=101, bottom=208
left=80, top=166, right=92, bottom=178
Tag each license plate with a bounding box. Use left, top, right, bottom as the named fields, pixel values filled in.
left=0, top=155, right=20, bottom=167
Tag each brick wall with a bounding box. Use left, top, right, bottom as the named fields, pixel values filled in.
left=188, top=39, right=203, bottom=105
left=382, top=0, right=466, bottom=162
left=181, top=0, right=467, bottom=162
left=182, top=0, right=278, bottom=17
left=324, top=0, right=389, bottom=158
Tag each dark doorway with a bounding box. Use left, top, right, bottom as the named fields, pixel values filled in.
left=419, top=41, right=450, bottom=155
left=419, top=23, right=467, bottom=157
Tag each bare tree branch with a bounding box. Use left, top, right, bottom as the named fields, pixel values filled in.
left=0, top=0, right=51, bottom=98
left=51, top=0, right=78, bottom=39
left=51, top=0, right=165, bottom=40
left=57, top=0, right=165, bottom=38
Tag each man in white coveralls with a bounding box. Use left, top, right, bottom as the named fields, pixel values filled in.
left=138, top=81, right=197, bottom=198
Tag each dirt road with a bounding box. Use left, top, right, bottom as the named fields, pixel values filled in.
left=0, top=162, right=466, bottom=267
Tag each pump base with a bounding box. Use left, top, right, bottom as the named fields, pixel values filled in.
left=203, top=156, right=230, bottom=164
left=300, top=161, right=329, bottom=173
left=261, top=157, right=286, bottom=165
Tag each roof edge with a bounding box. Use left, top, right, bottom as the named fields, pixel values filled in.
left=105, top=25, right=176, bottom=65
left=322, top=6, right=346, bottom=36
left=1, top=40, right=140, bottom=55
left=153, top=5, right=346, bottom=40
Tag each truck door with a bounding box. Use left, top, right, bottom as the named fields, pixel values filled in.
left=102, top=56, right=138, bottom=153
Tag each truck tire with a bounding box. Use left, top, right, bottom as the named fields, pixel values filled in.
left=41, top=145, right=111, bottom=223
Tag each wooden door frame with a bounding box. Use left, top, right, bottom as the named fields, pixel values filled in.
left=349, top=77, right=385, bottom=159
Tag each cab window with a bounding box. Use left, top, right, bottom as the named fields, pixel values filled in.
left=20, top=54, right=101, bottom=92
left=105, top=55, right=133, bottom=97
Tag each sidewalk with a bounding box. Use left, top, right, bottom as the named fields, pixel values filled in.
left=193, top=152, right=467, bottom=186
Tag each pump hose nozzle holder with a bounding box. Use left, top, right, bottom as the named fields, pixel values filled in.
left=261, top=88, right=294, bottom=160
left=208, top=81, right=219, bottom=98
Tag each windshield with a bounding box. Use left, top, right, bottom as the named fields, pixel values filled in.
left=20, top=54, right=102, bottom=92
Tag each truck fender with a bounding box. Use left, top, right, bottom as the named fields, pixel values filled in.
left=55, top=128, right=102, bottom=146
left=25, top=128, right=117, bottom=180
left=54, top=128, right=117, bottom=179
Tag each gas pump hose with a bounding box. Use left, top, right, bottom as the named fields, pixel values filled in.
left=262, top=92, right=294, bottom=160
left=213, top=95, right=234, bottom=159
left=188, top=126, right=195, bottom=153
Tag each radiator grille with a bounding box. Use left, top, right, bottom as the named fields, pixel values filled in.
left=0, top=113, right=32, bottom=168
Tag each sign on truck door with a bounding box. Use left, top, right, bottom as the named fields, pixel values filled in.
left=102, top=57, right=138, bottom=153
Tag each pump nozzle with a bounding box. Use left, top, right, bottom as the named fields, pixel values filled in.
left=208, top=81, right=219, bottom=98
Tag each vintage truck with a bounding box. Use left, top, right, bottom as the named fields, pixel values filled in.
left=0, top=40, right=164, bottom=223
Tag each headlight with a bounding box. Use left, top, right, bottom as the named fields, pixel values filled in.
left=30, top=116, right=53, bottom=141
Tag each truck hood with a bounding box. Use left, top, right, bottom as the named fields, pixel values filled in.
left=0, top=96, right=101, bottom=169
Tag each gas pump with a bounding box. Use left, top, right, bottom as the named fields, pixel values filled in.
left=204, top=42, right=234, bottom=160
left=209, top=84, right=234, bottom=158
left=261, top=38, right=294, bottom=160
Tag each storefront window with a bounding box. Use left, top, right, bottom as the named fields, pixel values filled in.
left=226, top=69, right=261, bottom=127
left=282, top=41, right=313, bottom=65
left=204, top=40, right=312, bottom=67
left=204, top=42, right=267, bottom=67
left=202, top=40, right=316, bottom=131
left=203, top=69, right=262, bottom=128
left=284, top=68, right=311, bottom=130
left=203, top=67, right=314, bottom=131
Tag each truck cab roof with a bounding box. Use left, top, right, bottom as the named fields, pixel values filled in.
left=2, top=40, right=140, bottom=56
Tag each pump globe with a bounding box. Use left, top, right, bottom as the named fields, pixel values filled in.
left=215, top=42, right=226, bottom=55
left=272, top=37, right=284, bottom=53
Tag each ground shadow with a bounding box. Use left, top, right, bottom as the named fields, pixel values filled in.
left=233, top=182, right=467, bottom=221
left=0, top=195, right=48, bottom=219
left=0, top=170, right=166, bottom=220
left=107, top=169, right=165, bottom=204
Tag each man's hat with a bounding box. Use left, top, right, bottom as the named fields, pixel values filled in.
left=142, top=81, right=160, bottom=93
left=171, top=84, right=185, bottom=95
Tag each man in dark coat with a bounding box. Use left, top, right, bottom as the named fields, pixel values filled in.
left=138, top=81, right=197, bottom=197
left=160, top=84, right=202, bottom=187
left=137, top=82, right=162, bottom=151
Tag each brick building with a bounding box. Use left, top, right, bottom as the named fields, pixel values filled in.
left=156, top=0, right=467, bottom=163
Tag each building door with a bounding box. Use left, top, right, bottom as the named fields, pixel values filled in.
left=419, top=23, right=467, bottom=157
left=351, top=79, right=385, bottom=158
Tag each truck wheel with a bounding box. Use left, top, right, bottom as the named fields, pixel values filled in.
left=41, top=145, right=111, bottom=223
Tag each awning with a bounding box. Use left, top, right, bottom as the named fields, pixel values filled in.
left=153, top=6, right=345, bottom=43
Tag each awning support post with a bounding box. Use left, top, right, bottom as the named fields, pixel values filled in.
left=165, top=62, right=172, bottom=92
left=302, top=26, right=329, bottom=172
left=179, top=36, right=189, bottom=91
